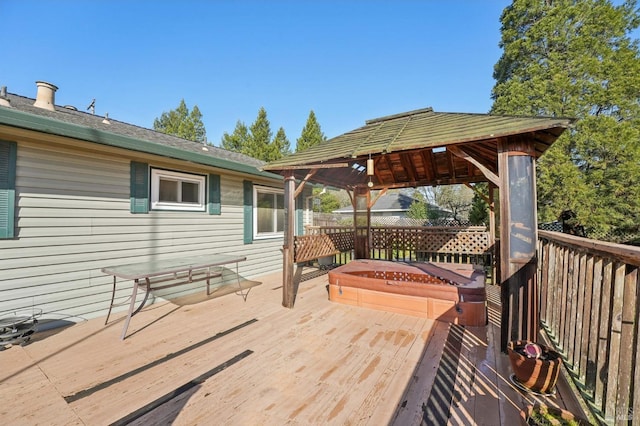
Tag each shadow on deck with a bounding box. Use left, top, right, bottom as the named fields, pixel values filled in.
left=0, top=267, right=588, bottom=425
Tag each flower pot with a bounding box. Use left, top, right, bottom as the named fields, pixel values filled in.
left=519, top=404, right=591, bottom=426
left=508, top=340, right=561, bottom=394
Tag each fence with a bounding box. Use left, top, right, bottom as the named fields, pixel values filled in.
left=297, top=226, right=493, bottom=277
left=538, top=230, right=640, bottom=424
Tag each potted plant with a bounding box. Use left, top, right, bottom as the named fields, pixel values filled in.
left=508, top=340, right=561, bottom=394
left=520, top=404, right=591, bottom=425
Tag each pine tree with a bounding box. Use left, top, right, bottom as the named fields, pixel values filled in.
left=220, top=120, right=250, bottom=153
left=491, top=0, right=640, bottom=236
left=153, top=99, right=207, bottom=143
left=271, top=127, right=291, bottom=161
left=296, top=110, right=327, bottom=152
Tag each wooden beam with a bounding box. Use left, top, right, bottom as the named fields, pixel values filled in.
left=368, top=188, right=388, bottom=209
left=449, top=145, right=501, bottom=188
left=270, top=163, right=349, bottom=170
left=294, top=170, right=316, bottom=198
left=420, top=150, right=436, bottom=181
left=399, top=153, right=417, bottom=182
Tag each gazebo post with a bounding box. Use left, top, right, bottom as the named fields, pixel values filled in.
left=353, top=186, right=370, bottom=259
left=498, top=137, right=540, bottom=351
left=282, top=171, right=296, bottom=308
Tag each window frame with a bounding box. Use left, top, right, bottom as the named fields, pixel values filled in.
left=150, top=168, right=206, bottom=212
left=253, top=185, right=285, bottom=239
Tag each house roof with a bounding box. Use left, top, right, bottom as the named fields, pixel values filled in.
left=0, top=92, right=279, bottom=180
left=263, top=107, right=574, bottom=190
left=333, top=192, right=418, bottom=213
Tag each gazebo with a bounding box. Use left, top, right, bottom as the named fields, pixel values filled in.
left=263, top=107, right=573, bottom=350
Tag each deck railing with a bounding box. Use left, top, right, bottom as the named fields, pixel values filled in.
left=537, top=230, right=640, bottom=425
left=297, top=226, right=493, bottom=273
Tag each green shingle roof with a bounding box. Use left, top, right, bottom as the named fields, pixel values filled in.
left=263, top=107, right=574, bottom=190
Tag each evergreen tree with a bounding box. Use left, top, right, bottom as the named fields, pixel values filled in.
left=153, top=99, right=207, bottom=143
left=243, top=107, right=274, bottom=161
left=407, top=199, right=428, bottom=220
left=491, top=0, right=640, bottom=236
left=220, top=120, right=250, bottom=153
left=272, top=127, right=292, bottom=161
left=296, top=110, right=327, bottom=152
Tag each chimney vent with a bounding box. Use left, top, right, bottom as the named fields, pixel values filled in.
left=0, top=86, right=11, bottom=108
left=33, top=81, right=58, bottom=111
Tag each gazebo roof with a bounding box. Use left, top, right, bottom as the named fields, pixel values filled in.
left=263, top=108, right=574, bottom=190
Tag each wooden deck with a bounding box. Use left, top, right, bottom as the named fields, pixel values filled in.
left=0, top=267, right=587, bottom=425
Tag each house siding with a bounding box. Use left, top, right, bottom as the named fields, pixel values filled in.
left=0, top=138, right=284, bottom=325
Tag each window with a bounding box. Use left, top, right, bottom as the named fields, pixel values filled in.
left=253, top=185, right=284, bottom=238
left=151, top=168, right=205, bottom=211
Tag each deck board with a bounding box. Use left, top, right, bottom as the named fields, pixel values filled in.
left=0, top=267, right=590, bottom=425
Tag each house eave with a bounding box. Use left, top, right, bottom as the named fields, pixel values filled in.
left=0, top=107, right=282, bottom=181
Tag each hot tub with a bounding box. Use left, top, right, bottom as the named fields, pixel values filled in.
left=327, top=259, right=486, bottom=326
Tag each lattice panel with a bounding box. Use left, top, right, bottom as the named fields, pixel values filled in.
left=370, top=227, right=491, bottom=254
left=327, top=231, right=355, bottom=252
left=294, top=231, right=354, bottom=263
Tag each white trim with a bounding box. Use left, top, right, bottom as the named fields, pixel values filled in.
left=151, top=168, right=206, bottom=211
left=253, top=185, right=284, bottom=239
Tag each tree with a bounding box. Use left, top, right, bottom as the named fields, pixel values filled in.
left=245, top=107, right=273, bottom=160
left=153, top=99, right=206, bottom=143
left=312, top=188, right=341, bottom=213
left=491, top=0, right=640, bottom=236
left=296, top=110, right=327, bottom=152
left=468, top=183, right=489, bottom=226
left=272, top=127, right=292, bottom=161
left=406, top=198, right=428, bottom=220
left=220, top=108, right=290, bottom=162
left=220, top=120, right=250, bottom=153
left=433, top=185, right=474, bottom=223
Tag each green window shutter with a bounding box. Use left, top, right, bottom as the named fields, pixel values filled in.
left=130, top=161, right=149, bottom=214
left=0, top=141, right=17, bottom=239
left=208, top=174, right=221, bottom=215
left=243, top=180, right=253, bottom=244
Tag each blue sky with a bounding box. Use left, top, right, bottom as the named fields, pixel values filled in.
left=3, top=1, right=513, bottom=147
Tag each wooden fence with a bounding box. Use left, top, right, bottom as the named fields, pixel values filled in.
left=296, top=226, right=493, bottom=274
left=538, top=230, right=640, bottom=425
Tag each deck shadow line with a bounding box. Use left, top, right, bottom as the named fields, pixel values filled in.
left=109, top=349, right=254, bottom=426
left=422, top=323, right=465, bottom=424
left=64, top=318, right=258, bottom=403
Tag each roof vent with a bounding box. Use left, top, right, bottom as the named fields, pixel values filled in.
left=0, top=86, right=11, bottom=108
left=102, top=112, right=111, bottom=125
left=33, top=81, right=58, bottom=111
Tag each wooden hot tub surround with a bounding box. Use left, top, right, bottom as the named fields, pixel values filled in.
left=328, top=260, right=487, bottom=326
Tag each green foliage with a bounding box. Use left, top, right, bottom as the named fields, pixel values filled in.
left=312, top=188, right=341, bottom=213
left=272, top=127, right=292, bottom=161
left=220, top=120, right=250, bottom=153
left=153, top=99, right=206, bottom=143
left=220, top=107, right=291, bottom=162
left=469, top=183, right=489, bottom=226
left=491, top=0, right=640, bottom=236
left=407, top=199, right=428, bottom=220
left=406, top=189, right=448, bottom=221
left=296, top=110, right=327, bottom=152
